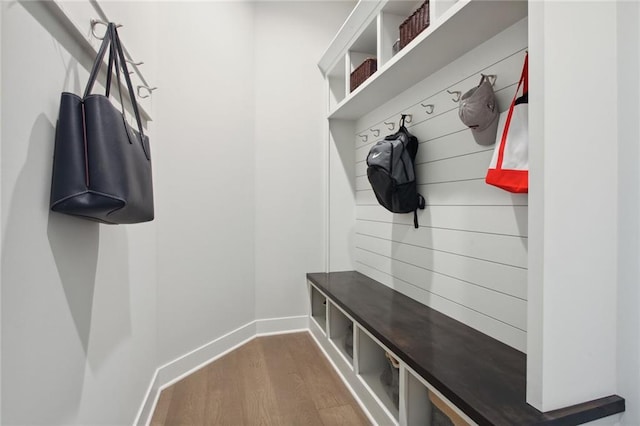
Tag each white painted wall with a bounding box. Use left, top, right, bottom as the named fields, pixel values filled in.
left=2, top=3, right=356, bottom=423
left=1, top=3, right=157, bottom=424
left=253, top=1, right=356, bottom=320
left=153, top=2, right=257, bottom=366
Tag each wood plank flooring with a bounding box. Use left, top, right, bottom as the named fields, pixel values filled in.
left=151, top=332, right=370, bottom=426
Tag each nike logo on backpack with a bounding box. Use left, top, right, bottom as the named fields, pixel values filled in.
left=372, top=152, right=382, bottom=159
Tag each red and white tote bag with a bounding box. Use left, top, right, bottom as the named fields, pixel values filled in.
left=486, top=53, right=528, bottom=193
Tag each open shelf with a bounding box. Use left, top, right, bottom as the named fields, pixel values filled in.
left=310, top=285, right=327, bottom=334
left=328, top=302, right=354, bottom=367
left=321, top=0, right=527, bottom=120
left=403, top=369, right=432, bottom=425
left=356, top=326, right=399, bottom=423
left=328, top=55, right=347, bottom=111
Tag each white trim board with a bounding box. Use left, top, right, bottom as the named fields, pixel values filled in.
left=134, top=315, right=309, bottom=426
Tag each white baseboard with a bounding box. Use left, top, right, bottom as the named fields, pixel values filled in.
left=134, top=315, right=309, bottom=426
left=256, top=315, right=309, bottom=336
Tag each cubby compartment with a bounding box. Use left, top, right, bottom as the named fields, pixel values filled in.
left=376, top=10, right=405, bottom=66
left=402, top=368, right=474, bottom=425
left=327, top=302, right=354, bottom=366
left=356, top=326, right=400, bottom=422
left=310, top=284, right=327, bottom=334
left=348, top=18, right=377, bottom=93
left=378, top=0, right=426, bottom=65
left=402, top=369, right=431, bottom=425
left=327, top=55, right=347, bottom=111
left=349, top=18, right=377, bottom=65
left=430, top=389, right=474, bottom=425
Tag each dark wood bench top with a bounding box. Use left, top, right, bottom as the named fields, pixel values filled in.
left=307, top=271, right=624, bottom=426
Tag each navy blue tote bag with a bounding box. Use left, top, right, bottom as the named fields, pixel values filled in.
left=50, top=23, right=153, bottom=224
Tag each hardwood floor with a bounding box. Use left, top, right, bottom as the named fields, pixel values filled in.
left=150, top=332, right=370, bottom=426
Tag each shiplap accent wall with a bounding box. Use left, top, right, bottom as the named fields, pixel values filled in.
left=353, top=18, right=528, bottom=352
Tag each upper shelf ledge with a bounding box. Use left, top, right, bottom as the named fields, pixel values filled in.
left=320, top=0, right=528, bottom=121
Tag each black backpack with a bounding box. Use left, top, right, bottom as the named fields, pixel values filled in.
left=366, top=116, right=425, bottom=228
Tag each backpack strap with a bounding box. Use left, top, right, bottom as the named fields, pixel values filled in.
left=414, top=194, right=426, bottom=228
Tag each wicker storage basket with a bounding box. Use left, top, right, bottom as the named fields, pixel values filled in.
left=350, top=58, right=377, bottom=92
left=399, top=1, right=430, bottom=50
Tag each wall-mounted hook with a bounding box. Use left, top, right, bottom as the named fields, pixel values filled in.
left=421, top=103, right=435, bottom=114
left=122, top=60, right=143, bottom=75
left=370, top=128, right=380, bottom=137
left=399, top=114, right=412, bottom=127
left=137, top=85, right=158, bottom=99
left=447, top=89, right=462, bottom=103
left=384, top=121, right=395, bottom=131
left=90, top=19, right=123, bottom=40
left=359, top=134, right=368, bottom=143
left=482, top=74, right=497, bottom=86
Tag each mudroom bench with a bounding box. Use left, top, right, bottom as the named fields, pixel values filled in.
left=306, top=271, right=625, bottom=426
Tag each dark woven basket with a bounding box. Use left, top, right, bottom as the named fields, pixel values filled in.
left=350, top=58, right=377, bottom=92
left=399, top=0, right=430, bottom=50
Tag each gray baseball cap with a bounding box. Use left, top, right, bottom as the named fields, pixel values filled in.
left=458, top=78, right=499, bottom=145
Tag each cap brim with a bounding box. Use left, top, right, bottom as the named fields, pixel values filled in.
left=470, top=112, right=499, bottom=146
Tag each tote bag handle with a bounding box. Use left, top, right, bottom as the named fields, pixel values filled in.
left=81, top=23, right=146, bottom=144
left=495, top=53, right=528, bottom=170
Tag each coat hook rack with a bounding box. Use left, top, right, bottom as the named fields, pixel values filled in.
left=90, top=19, right=123, bottom=40
left=384, top=121, right=395, bottom=131
left=447, top=89, right=462, bottom=103
left=482, top=74, right=497, bottom=86
left=137, top=85, right=158, bottom=99
left=359, top=134, right=368, bottom=142
left=421, top=103, right=435, bottom=114
left=370, top=128, right=380, bottom=137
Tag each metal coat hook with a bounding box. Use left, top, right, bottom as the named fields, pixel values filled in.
left=137, top=85, right=158, bottom=99
left=482, top=74, right=497, bottom=86
left=370, top=128, right=380, bottom=137
left=359, top=134, right=368, bottom=143
left=384, top=121, right=395, bottom=131
left=404, top=114, right=412, bottom=124
left=421, top=103, right=435, bottom=114
left=91, top=19, right=123, bottom=40
left=121, top=60, right=143, bottom=75
left=447, top=89, right=462, bottom=103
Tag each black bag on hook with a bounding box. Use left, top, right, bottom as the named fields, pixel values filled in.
left=50, top=23, right=154, bottom=224
left=366, top=115, right=425, bottom=228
